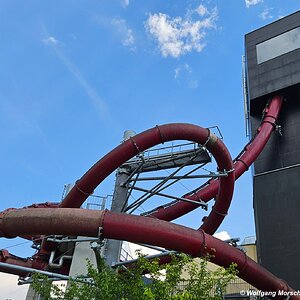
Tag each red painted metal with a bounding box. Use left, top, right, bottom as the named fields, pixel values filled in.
left=0, top=95, right=294, bottom=298
left=0, top=208, right=298, bottom=299
left=147, top=95, right=283, bottom=229
left=59, top=123, right=235, bottom=233
left=0, top=250, right=70, bottom=277
left=1, top=123, right=235, bottom=273
left=0, top=249, right=47, bottom=277
left=58, top=96, right=282, bottom=235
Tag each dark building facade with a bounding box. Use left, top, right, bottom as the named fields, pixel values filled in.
left=245, top=11, right=300, bottom=289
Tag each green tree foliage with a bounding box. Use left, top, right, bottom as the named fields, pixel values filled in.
left=32, top=253, right=237, bottom=300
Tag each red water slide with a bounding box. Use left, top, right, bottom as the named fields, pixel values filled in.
left=1, top=95, right=295, bottom=299
left=59, top=95, right=282, bottom=234
left=59, top=122, right=235, bottom=235
left=0, top=207, right=298, bottom=299
left=146, top=94, right=283, bottom=229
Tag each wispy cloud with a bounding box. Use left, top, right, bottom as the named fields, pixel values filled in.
left=174, top=67, right=180, bottom=79
left=145, top=4, right=218, bottom=58
left=112, top=18, right=135, bottom=51
left=174, top=63, right=198, bottom=89
left=121, top=0, right=129, bottom=8
left=195, top=4, right=209, bottom=17
left=174, top=63, right=191, bottom=79
left=259, top=8, right=273, bottom=20
left=245, top=0, right=263, bottom=8
left=42, top=36, right=109, bottom=120
left=42, top=36, right=58, bottom=46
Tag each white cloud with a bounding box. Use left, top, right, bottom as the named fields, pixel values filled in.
left=259, top=8, right=273, bottom=20
left=245, top=0, right=263, bottom=8
left=174, top=63, right=198, bottom=89
left=123, top=29, right=135, bottom=46
left=196, top=4, right=208, bottom=17
left=213, top=231, right=230, bottom=241
left=174, top=63, right=191, bottom=79
left=174, top=67, right=180, bottom=79
left=42, top=36, right=58, bottom=46
left=121, top=0, right=129, bottom=8
left=184, top=63, right=191, bottom=73
left=112, top=18, right=135, bottom=50
left=145, top=5, right=218, bottom=58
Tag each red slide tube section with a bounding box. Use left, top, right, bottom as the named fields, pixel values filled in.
left=0, top=249, right=69, bottom=277
left=0, top=250, right=44, bottom=277
left=59, top=123, right=234, bottom=233
left=148, top=95, right=283, bottom=228
left=0, top=208, right=297, bottom=299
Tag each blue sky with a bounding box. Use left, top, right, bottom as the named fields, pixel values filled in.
left=0, top=1, right=299, bottom=294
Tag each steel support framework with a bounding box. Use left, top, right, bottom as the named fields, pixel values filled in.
left=0, top=95, right=295, bottom=299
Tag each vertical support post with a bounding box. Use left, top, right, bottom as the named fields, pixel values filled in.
left=64, top=184, right=75, bottom=199
left=104, top=130, right=136, bottom=267
left=25, top=285, right=42, bottom=300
